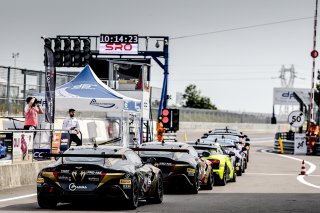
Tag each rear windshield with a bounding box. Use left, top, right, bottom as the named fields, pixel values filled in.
left=61, top=149, right=118, bottom=164
left=194, top=147, right=218, bottom=155
left=139, top=144, right=188, bottom=159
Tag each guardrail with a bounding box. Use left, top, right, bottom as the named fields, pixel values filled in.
left=274, top=132, right=320, bottom=155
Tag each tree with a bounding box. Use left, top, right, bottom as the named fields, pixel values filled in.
left=182, top=84, right=217, bottom=110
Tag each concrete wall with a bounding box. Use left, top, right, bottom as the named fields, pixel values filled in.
left=0, top=161, right=51, bottom=190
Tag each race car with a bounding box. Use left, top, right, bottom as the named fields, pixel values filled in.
left=0, top=142, right=7, bottom=158
left=133, top=142, right=214, bottom=193
left=214, top=139, right=247, bottom=176
left=37, top=145, right=164, bottom=210
left=188, top=142, right=236, bottom=185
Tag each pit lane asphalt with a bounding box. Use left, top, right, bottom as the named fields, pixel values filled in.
left=0, top=132, right=319, bottom=212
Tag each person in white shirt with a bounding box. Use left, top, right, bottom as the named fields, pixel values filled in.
left=62, top=109, right=81, bottom=146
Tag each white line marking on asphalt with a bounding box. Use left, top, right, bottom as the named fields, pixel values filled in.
left=246, top=172, right=320, bottom=177
left=0, top=193, right=36, bottom=203
left=261, top=149, right=320, bottom=189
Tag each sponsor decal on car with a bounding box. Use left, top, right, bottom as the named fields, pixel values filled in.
left=68, top=183, right=88, bottom=191
left=60, top=170, right=69, bottom=174
left=88, top=177, right=100, bottom=182
left=58, top=176, right=71, bottom=181
left=187, top=168, right=196, bottom=176
left=119, top=179, right=132, bottom=185
left=37, top=178, right=44, bottom=183
left=86, top=170, right=102, bottom=175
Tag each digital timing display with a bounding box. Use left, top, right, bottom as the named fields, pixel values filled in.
left=100, top=34, right=138, bottom=43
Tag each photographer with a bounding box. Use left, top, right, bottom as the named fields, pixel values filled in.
left=24, top=97, right=43, bottom=130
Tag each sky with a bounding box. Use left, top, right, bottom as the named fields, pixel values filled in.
left=0, top=0, right=317, bottom=113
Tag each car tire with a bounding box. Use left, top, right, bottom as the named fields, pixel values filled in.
left=230, top=170, right=237, bottom=182
left=190, top=169, right=199, bottom=194
left=147, top=174, right=163, bottom=204
left=37, top=195, right=57, bottom=209
left=126, top=176, right=139, bottom=210
left=217, top=169, right=227, bottom=186
left=203, top=171, right=214, bottom=190
left=237, top=167, right=242, bottom=176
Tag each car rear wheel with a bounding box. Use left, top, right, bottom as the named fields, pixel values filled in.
left=37, top=195, right=57, bottom=209
left=126, top=176, right=139, bottom=210
left=203, top=171, right=214, bottom=190
left=190, top=169, right=199, bottom=194
left=147, top=174, right=163, bottom=204
left=217, top=169, right=227, bottom=186
left=230, top=170, right=237, bottom=182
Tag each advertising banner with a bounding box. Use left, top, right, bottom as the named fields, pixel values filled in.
left=44, top=47, right=56, bottom=123
left=0, top=133, right=13, bottom=165
left=273, top=88, right=310, bottom=105
left=294, top=133, right=307, bottom=155
left=33, top=148, right=51, bottom=161
left=51, top=132, right=62, bottom=155
left=13, top=132, right=33, bottom=163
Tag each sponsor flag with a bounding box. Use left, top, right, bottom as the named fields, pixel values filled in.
left=44, top=47, right=56, bottom=123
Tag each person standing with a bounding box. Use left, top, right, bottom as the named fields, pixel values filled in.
left=24, top=97, right=43, bottom=130
left=62, top=109, right=82, bottom=146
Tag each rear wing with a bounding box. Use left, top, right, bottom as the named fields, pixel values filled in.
left=42, top=153, right=126, bottom=160
left=131, top=148, right=189, bottom=153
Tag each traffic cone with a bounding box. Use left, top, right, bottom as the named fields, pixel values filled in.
left=299, top=160, right=307, bottom=175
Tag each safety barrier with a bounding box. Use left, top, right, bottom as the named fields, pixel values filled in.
left=273, top=132, right=320, bottom=155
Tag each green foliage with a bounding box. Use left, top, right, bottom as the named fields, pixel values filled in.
left=182, top=84, right=217, bottom=110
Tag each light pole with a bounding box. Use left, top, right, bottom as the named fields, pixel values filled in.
left=12, top=52, right=19, bottom=67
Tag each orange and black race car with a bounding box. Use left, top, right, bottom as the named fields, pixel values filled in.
left=132, top=142, right=214, bottom=194
left=36, top=145, right=163, bottom=210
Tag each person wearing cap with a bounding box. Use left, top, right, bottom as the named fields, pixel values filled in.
left=62, top=109, right=81, bottom=146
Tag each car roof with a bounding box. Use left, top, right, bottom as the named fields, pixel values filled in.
left=187, top=141, right=218, bottom=149
left=140, top=141, right=189, bottom=149
left=66, top=145, right=129, bottom=153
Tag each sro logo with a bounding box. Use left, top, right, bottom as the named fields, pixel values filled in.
left=104, top=43, right=133, bottom=51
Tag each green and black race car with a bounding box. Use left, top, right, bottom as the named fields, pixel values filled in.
left=188, top=142, right=236, bottom=186
left=36, top=145, right=163, bottom=210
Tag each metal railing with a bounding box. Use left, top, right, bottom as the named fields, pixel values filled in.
left=0, top=66, right=75, bottom=116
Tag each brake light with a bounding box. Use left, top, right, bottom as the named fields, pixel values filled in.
left=209, top=159, right=220, bottom=164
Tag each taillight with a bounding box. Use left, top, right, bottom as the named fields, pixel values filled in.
left=42, top=167, right=57, bottom=172
left=209, top=159, right=220, bottom=164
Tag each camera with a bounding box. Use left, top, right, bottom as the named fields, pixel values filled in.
left=32, top=98, right=40, bottom=107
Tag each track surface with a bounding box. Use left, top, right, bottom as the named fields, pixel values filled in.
left=0, top=132, right=319, bottom=212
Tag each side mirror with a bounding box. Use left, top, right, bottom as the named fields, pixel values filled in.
left=228, top=151, right=235, bottom=157
left=245, top=138, right=250, bottom=142
left=146, top=157, right=156, bottom=165
left=201, top=151, right=210, bottom=157
left=244, top=135, right=248, bottom=138
left=201, top=136, right=207, bottom=139
left=241, top=147, right=247, bottom=152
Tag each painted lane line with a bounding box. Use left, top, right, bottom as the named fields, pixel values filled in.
left=0, top=193, right=36, bottom=203
left=261, top=149, right=320, bottom=189
left=245, top=172, right=320, bottom=177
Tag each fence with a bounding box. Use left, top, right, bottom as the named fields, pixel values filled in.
left=0, top=66, right=75, bottom=116
left=0, top=65, right=277, bottom=123
left=151, top=108, right=275, bottom=124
